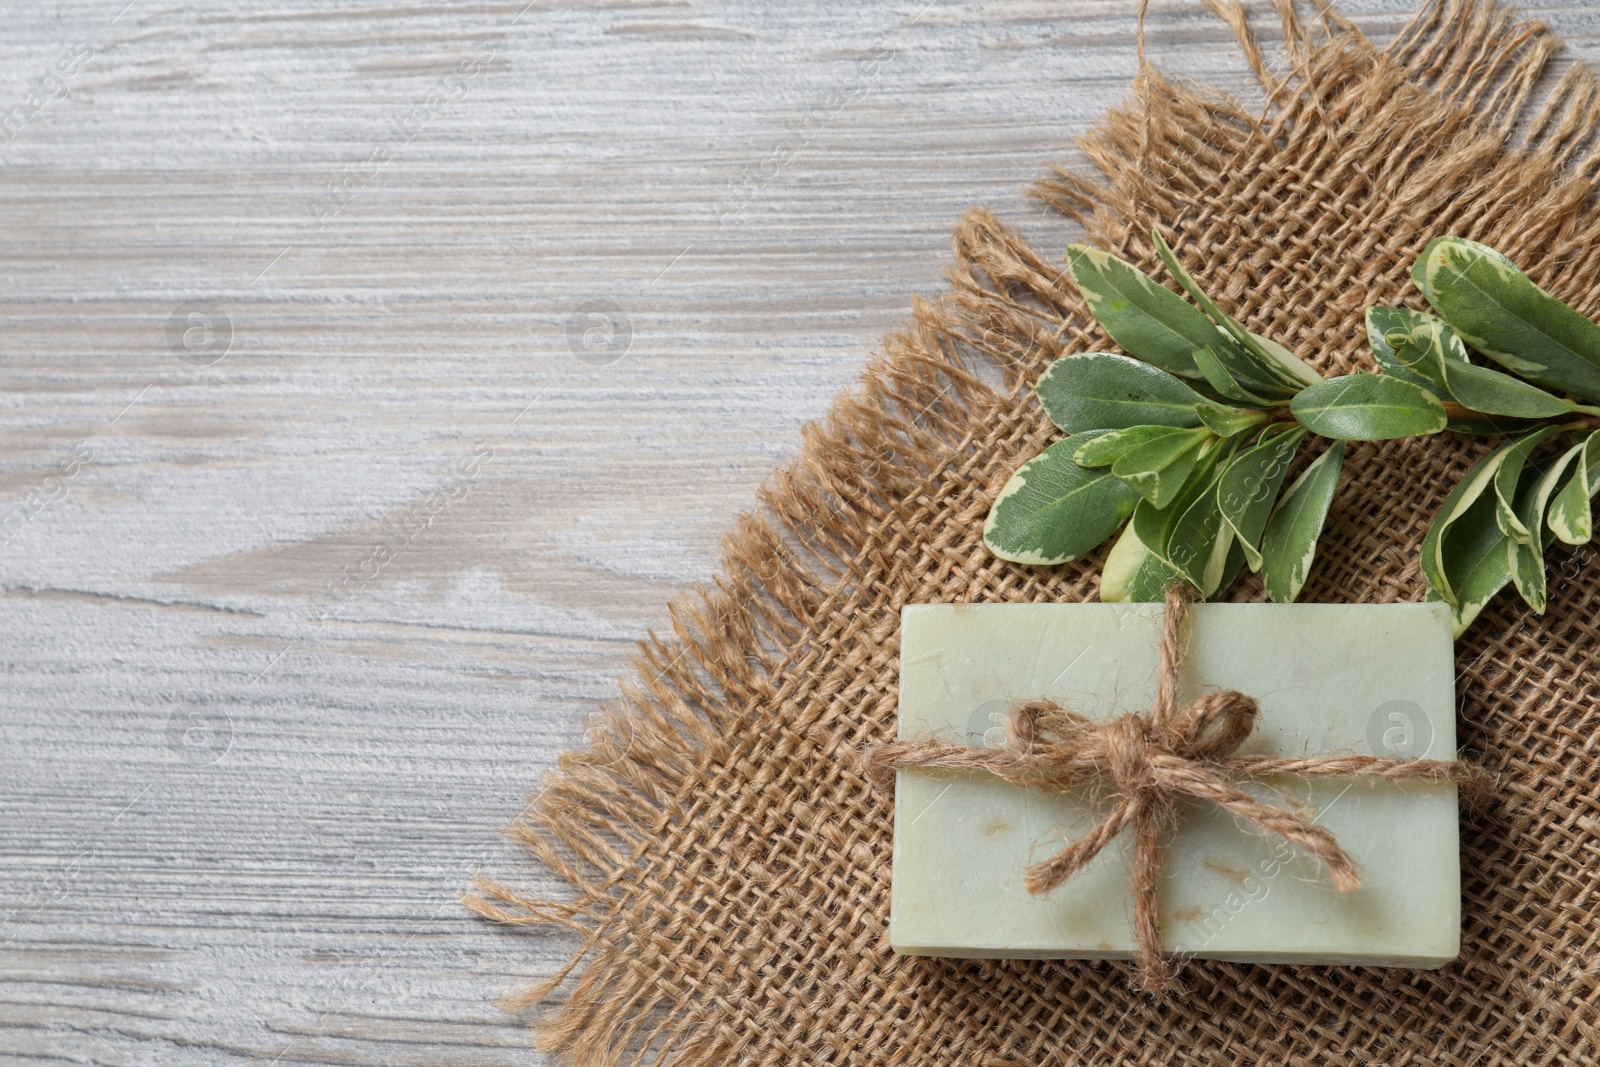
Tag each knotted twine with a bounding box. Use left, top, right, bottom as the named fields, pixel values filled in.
left=869, top=585, right=1494, bottom=991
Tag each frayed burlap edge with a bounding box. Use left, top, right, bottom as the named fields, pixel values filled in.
left=468, top=2, right=1600, bottom=1064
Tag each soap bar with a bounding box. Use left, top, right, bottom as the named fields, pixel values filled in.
left=890, top=601, right=1461, bottom=967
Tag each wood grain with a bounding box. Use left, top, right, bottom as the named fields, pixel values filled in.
left=2, top=1, right=1597, bottom=1062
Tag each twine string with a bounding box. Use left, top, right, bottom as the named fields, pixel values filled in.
left=870, top=585, right=1494, bottom=991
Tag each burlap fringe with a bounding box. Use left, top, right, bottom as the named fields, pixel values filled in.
left=467, top=2, right=1600, bottom=1063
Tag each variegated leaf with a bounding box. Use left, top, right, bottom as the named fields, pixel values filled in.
left=1151, top=229, right=1316, bottom=396
left=1508, top=447, right=1584, bottom=613
left=1130, top=438, right=1228, bottom=563
left=1491, top=425, right=1573, bottom=543
left=1034, top=352, right=1208, bottom=433
left=1260, top=440, right=1345, bottom=604
left=1289, top=374, right=1447, bottom=441
left=1099, top=519, right=1181, bottom=603
left=1064, top=244, right=1217, bottom=380
left=982, top=433, right=1139, bottom=565
left=1216, top=425, right=1307, bottom=571
left=1548, top=430, right=1600, bottom=544
left=1193, top=344, right=1277, bottom=406
left=1414, top=235, right=1600, bottom=403
left=1419, top=439, right=1519, bottom=607
left=1194, top=402, right=1269, bottom=437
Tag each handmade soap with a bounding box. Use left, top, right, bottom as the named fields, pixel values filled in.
left=890, top=601, right=1461, bottom=967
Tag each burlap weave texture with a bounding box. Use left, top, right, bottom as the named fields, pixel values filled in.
left=471, top=2, right=1600, bottom=1062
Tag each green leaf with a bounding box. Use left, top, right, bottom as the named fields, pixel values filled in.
left=1419, top=439, right=1518, bottom=606
left=982, top=433, right=1140, bottom=565
left=1099, top=520, right=1180, bottom=603
left=1193, top=344, right=1277, bottom=406
left=1129, top=438, right=1228, bottom=560
left=1217, top=425, right=1308, bottom=571
left=1164, top=463, right=1248, bottom=601
left=1492, top=427, right=1574, bottom=541
left=1149, top=230, right=1239, bottom=338
left=1392, top=310, right=1470, bottom=385
left=1547, top=430, right=1600, bottom=544
left=1151, top=229, right=1319, bottom=394
left=1072, top=421, right=1227, bottom=528
left=1205, top=338, right=1307, bottom=401
left=1370, top=309, right=1548, bottom=434
left=1436, top=485, right=1515, bottom=638
left=1440, top=358, right=1577, bottom=420
left=1195, top=402, right=1269, bottom=437
left=1211, top=534, right=1250, bottom=602
left=1162, top=467, right=1232, bottom=594
left=1367, top=306, right=1449, bottom=395
left=1491, top=425, right=1572, bottom=543
left=1108, top=427, right=1213, bottom=509
left=1289, top=374, right=1448, bottom=440
left=1249, top=331, right=1324, bottom=390
left=1035, top=353, right=1208, bottom=433
left=1073, top=424, right=1194, bottom=467
left=1414, top=235, right=1600, bottom=403
left=1199, top=530, right=1238, bottom=598
left=1260, top=440, right=1344, bottom=603
left=1064, top=244, right=1218, bottom=380
left=1508, top=448, right=1584, bottom=613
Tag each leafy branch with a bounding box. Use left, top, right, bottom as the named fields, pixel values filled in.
left=1374, top=236, right=1600, bottom=635
left=985, top=229, right=1445, bottom=604
left=987, top=229, right=1600, bottom=637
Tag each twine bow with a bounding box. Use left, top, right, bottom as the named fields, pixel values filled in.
left=870, top=585, right=1493, bottom=991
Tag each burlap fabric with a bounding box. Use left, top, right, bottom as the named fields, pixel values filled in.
left=470, top=2, right=1600, bottom=1062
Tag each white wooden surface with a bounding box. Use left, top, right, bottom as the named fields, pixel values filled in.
left=2, top=2, right=1598, bottom=1063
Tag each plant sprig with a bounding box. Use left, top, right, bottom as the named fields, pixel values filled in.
left=985, top=228, right=1445, bottom=604
left=1374, top=236, right=1600, bottom=635
left=987, top=228, right=1600, bottom=637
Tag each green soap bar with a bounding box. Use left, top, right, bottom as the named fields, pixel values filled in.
left=890, top=601, right=1461, bottom=967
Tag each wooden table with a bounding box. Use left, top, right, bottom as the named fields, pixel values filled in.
left=4, top=2, right=1596, bottom=1062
